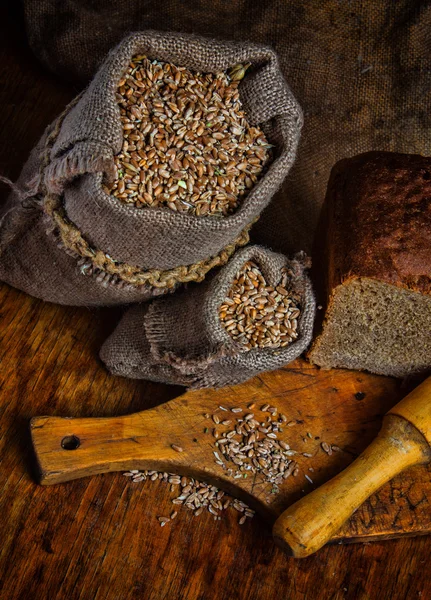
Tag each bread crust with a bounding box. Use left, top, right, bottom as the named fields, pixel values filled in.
left=326, top=151, right=431, bottom=296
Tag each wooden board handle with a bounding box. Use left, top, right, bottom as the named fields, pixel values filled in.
left=272, top=414, right=431, bottom=557
left=30, top=411, right=190, bottom=485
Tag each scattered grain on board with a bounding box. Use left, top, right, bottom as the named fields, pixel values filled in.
left=171, top=444, right=184, bottom=453
left=321, top=442, right=332, bottom=455
left=107, top=56, right=271, bottom=216
left=124, top=403, right=342, bottom=526
left=210, top=403, right=304, bottom=498
left=219, top=261, right=302, bottom=351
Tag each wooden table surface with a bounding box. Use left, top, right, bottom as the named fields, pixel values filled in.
left=1, top=5, right=430, bottom=600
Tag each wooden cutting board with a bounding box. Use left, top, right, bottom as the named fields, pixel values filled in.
left=31, top=355, right=431, bottom=545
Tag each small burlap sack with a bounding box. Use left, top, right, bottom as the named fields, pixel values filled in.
left=100, top=245, right=316, bottom=389
left=0, top=31, right=301, bottom=307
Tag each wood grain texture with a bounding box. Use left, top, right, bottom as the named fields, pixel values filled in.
left=274, top=409, right=431, bottom=557
left=29, top=371, right=431, bottom=545
left=1, top=4, right=431, bottom=599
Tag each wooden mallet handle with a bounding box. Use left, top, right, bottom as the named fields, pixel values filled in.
left=272, top=376, right=431, bottom=557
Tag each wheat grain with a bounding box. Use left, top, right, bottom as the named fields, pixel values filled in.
left=107, top=56, right=271, bottom=217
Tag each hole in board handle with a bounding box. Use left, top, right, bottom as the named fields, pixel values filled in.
left=61, top=435, right=80, bottom=450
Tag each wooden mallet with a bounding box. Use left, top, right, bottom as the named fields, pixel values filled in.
left=30, top=376, right=431, bottom=557
left=273, top=375, right=431, bottom=556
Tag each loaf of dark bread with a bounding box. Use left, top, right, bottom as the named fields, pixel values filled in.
left=309, top=151, right=431, bottom=378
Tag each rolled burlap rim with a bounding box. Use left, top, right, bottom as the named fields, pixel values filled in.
left=37, top=94, right=253, bottom=289
left=18, top=30, right=302, bottom=290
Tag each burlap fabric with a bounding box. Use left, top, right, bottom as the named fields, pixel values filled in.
left=0, top=30, right=301, bottom=306
left=100, top=246, right=316, bottom=388
left=23, top=0, right=431, bottom=254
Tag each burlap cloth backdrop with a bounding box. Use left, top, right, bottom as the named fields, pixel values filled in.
left=23, top=0, right=431, bottom=253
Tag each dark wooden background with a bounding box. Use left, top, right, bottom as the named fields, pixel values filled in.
left=0, top=3, right=430, bottom=599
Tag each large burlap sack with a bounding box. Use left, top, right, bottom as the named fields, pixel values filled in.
left=100, top=245, right=315, bottom=388
left=23, top=0, right=431, bottom=255
left=0, top=31, right=301, bottom=306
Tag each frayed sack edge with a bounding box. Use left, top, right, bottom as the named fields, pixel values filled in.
left=145, top=246, right=316, bottom=388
